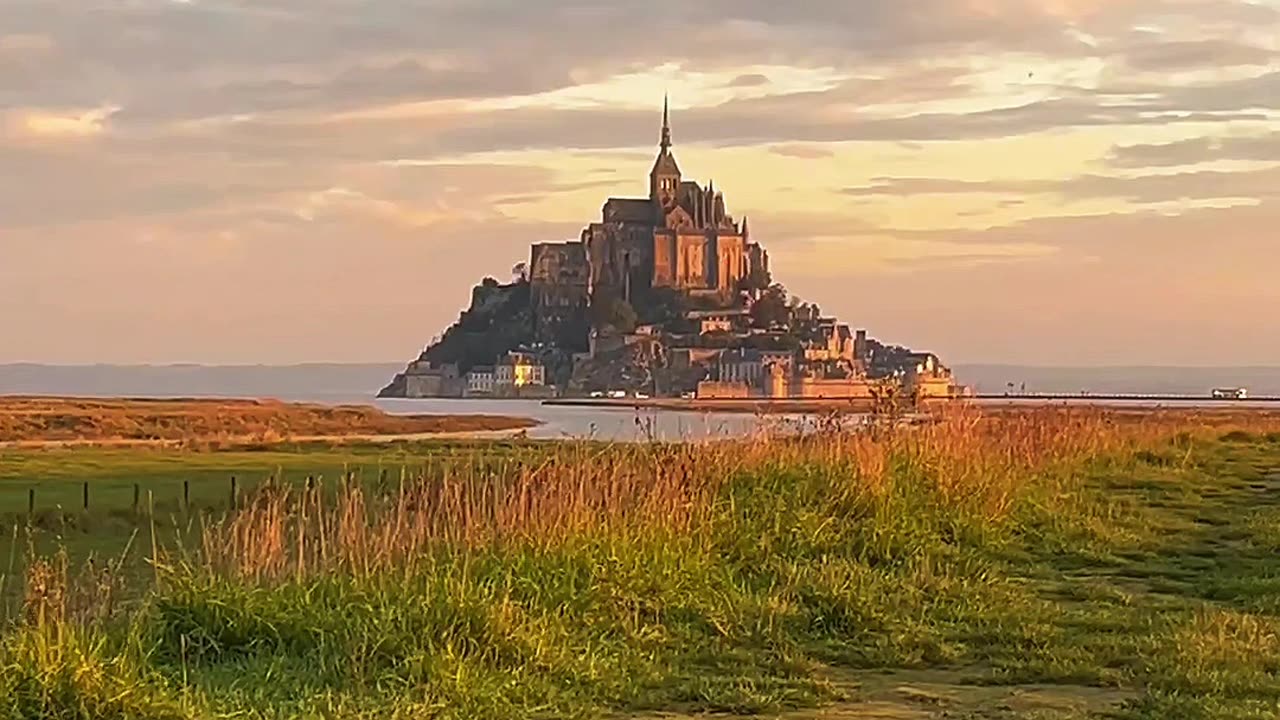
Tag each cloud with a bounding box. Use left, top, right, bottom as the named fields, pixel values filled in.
left=779, top=235, right=1060, bottom=275
left=842, top=164, right=1280, bottom=205
left=726, top=73, right=771, bottom=88
left=769, top=144, right=836, bottom=159
left=1121, top=37, right=1276, bottom=71
left=8, top=104, right=119, bottom=139
left=4, top=0, right=1280, bottom=364
left=1108, top=133, right=1280, bottom=168
left=843, top=178, right=1011, bottom=196
left=0, top=0, right=1216, bottom=116
left=6, top=1, right=1272, bottom=153
left=0, top=150, right=568, bottom=229
left=880, top=198, right=1280, bottom=269
left=294, top=187, right=449, bottom=227
left=0, top=33, right=55, bottom=53
left=172, top=64, right=1269, bottom=164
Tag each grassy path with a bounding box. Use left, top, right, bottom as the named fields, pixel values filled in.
left=659, top=433, right=1280, bottom=719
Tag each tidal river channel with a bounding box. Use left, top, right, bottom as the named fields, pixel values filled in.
left=370, top=398, right=817, bottom=442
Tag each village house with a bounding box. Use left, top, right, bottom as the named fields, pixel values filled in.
left=687, top=308, right=751, bottom=335
left=804, top=323, right=856, bottom=362
left=495, top=352, right=547, bottom=391
left=718, top=349, right=795, bottom=390
left=465, top=366, right=496, bottom=396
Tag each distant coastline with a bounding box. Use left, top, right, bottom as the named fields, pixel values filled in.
left=5, top=363, right=1280, bottom=401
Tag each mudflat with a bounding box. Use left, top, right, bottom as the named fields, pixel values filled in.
left=0, top=396, right=537, bottom=445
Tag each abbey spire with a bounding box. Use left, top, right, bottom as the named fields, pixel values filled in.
left=660, top=93, right=672, bottom=151
left=650, top=95, right=682, bottom=205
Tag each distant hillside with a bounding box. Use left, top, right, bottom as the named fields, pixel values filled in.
left=956, top=365, right=1280, bottom=397
left=0, top=363, right=402, bottom=402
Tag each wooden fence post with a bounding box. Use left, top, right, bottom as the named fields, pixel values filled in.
left=132, top=484, right=140, bottom=515
left=27, top=488, right=35, bottom=516
left=183, top=480, right=190, bottom=512
left=230, top=476, right=239, bottom=510
left=82, top=482, right=89, bottom=511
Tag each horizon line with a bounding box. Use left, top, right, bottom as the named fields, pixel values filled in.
left=5, top=362, right=1280, bottom=371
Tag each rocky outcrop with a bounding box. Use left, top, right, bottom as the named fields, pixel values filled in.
left=376, top=373, right=408, bottom=399
left=378, top=279, right=536, bottom=398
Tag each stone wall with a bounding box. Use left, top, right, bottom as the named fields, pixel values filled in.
left=696, top=381, right=750, bottom=399
left=768, top=376, right=877, bottom=399
left=530, top=242, right=590, bottom=347
left=404, top=374, right=464, bottom=399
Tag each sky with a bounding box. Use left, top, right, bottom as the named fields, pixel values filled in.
left=1, top=0, right=1277, bottom=367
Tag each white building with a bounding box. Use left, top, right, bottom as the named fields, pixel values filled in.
left=466, top=366, right=495, bottom=396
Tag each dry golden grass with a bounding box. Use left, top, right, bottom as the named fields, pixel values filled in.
left=200, top=405, right=1280, bottom=583
left=0, top=396, right=535, bottom=445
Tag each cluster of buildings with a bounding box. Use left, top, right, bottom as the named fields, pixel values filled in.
left=685, top=313, right=964, bottom=401
left=397, top=352, right=550, bottom=399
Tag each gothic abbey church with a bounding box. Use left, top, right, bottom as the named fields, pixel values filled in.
left=380, top=99, right=966, bottom=401
left=529, top=100, right=770, bottom=318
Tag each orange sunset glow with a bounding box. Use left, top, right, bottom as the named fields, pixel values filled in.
left=2, top=0, right=1277, bottom=365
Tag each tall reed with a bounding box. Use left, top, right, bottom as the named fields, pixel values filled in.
left=196, top=406, right=1273, bottom=583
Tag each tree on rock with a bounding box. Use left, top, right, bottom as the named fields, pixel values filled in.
left=591, top=294, right=638, bottom=334
left=750, top=283, right=791, bottom=329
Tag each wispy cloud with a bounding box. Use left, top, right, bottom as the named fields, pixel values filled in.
left=9, top=104, right=120, bottom=139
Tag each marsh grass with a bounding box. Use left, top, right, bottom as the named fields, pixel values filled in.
left=5, top=406, right=1280, bottom=718
left=0, top=396, right=535, bottom=446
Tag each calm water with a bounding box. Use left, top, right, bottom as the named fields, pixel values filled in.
left=368, top=396, right=1276, bottom=442
left=370, top=398, right=810, bottom=442
left=9, top=384, right=1271, bottom=443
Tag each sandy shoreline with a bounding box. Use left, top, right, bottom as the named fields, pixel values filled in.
left=0, top=426, right=535, bottom=450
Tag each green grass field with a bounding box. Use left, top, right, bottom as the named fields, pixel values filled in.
left=0, top=438, right=549, bottom=515
left=0, top=439, right=556, bottom=609
left=3, top=414, right=1280, bottom=719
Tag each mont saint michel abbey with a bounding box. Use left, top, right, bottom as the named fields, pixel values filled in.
left=529, top=99, right=769, bottom=314
left=380, top=99, right=964, bottom=402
